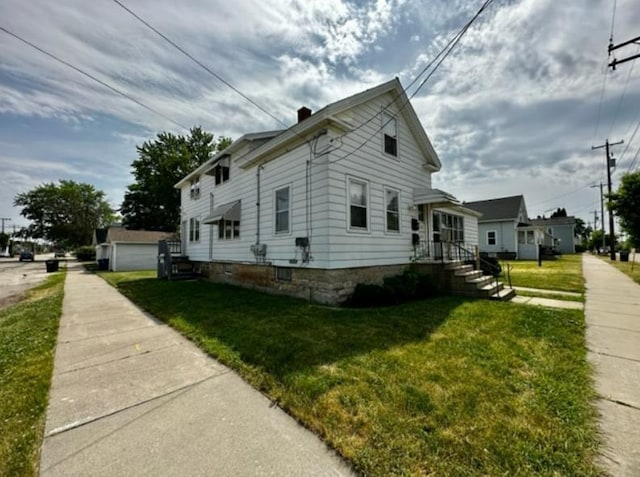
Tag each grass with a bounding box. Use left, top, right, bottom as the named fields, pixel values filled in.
left=100, top=271, right=600, bottom=476
left=0, top=271, right=65, bottom=477
left=501, top=254, right=585, bottom=293
left=601, top=255, right=640, bottom=285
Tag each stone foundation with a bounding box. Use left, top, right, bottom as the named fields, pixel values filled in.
left=196, top=261, right=417, bottom=305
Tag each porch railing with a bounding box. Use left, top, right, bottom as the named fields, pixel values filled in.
left=413, top=240, right=476, bottom=262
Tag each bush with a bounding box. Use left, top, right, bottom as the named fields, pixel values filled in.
left=479, top=255, right=502, bottom=277
left=575, top=244, right=586, bottom=253
left=75, top=246, right=96, bottom=261
left=348, top=268, right=437, bottom=308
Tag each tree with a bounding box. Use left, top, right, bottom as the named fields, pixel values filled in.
left=550, top=207, right=567, bottom=218
left=0, top=232, right=8, bottom=250
left=120, top=126, right=232, bottom=232
left=609, top=171, right=640, bottom=248
left=14, top=180, right=115, bottom=247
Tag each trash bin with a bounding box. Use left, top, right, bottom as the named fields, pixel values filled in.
left=97, top=258, right=109, bottom=270
left=45, top=259, right=59, bottom=273
left=620, top=251, right=629, bottom=262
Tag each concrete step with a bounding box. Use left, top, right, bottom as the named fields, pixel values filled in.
left=490, top=287, right=516, bottom=301
left=454, top=265, right=475, bottom=276
left=466, top=274, right=492, bottom=288
left=476, top=281, right=503, bottom=297
left=444, top=260, right=464, bottom=270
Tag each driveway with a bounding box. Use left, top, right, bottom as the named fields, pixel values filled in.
left=0, top=254, right=61, bottom=307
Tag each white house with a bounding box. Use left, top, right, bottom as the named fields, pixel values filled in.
left=176, top=79, right=483, bottom=303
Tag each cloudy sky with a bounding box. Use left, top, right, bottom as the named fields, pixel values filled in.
left=1, top=0, right=639, bottom=233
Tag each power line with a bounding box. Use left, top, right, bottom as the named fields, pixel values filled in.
left=607, top=46, right=637, bottom=138
left=627, top=143, right=640, bottom=172
left=610, top=0, right=617, bottom=41
left=617, top=117, right=640, bottom=169
left=110, top=0, right=290, bottom=131
left=528, top=181, right=601, bottom=208
left=0, top=25, right=188, bottom=130
left=329, top=0, right=495, bottom=165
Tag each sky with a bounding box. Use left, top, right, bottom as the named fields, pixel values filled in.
left=1, top=0, right=639, bottom=234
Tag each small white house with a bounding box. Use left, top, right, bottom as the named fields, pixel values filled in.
left=176, top=79, right=481, bottom=303
left=94, top=226, right=173, bottom=272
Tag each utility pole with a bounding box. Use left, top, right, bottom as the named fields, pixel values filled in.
left=609, top=35, right=640, bottom=70
left=592, top=140, right=623, bottom=260
left=592, top=210, right=599, bottom=251
left=0, top=217, right=10, bottom=234
left=591, top=182, right=606, bottom=250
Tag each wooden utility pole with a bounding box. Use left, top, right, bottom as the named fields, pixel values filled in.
left=0, top=217, right=10, bottom=234
left=591, top=182, right=606, bottom=250
left=592, top=140, right=623, bottom=260
left=609, top=35, right=640, bottom=70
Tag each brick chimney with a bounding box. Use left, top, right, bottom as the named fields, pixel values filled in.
left=297, top=106, right=312, bottom=123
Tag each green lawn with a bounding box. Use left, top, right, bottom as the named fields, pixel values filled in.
left=501, top=254, right=585, bottom=293
left=601, top=255, right=640, bottom=285
left=0, top=272, right=65, bottom=477
left=100, top=271, right=600, bottom=476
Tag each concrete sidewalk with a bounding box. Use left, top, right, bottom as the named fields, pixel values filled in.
left=39, top=262, right=353, bottom=476
left=583, top=254, right=640, bottom=476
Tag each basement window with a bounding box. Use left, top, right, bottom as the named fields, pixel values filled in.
left=275, top=267, right=292, bottom=282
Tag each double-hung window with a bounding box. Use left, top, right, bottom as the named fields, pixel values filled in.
left=385, top=188, right=400, bottom=232
left=189, top=217, right=200, bottom=242
left=213, top=156, right=230, bottom=185
left=348, top=178, right=368, bottom=230
left=487, top=231, right=497, bottom=245
left=275, top=186, right=290, bottom=234
left=189, top=176, right=200, bottom=199
left=382, top=112, right=398, bottom=157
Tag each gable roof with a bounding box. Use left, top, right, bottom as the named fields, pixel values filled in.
left=529, top=216, right=576, bottom=227
left=102, top=227, right=174, bottom=244
left=176, top=78, right=441, bottom=188
left=464, top=195, right=525, bottom=222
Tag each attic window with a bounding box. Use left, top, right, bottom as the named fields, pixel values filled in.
left=189, top=176, right=200, bottom=200
left=382, top=112, right=397, bottom=157
left=213, top=156, right=230, bottom=185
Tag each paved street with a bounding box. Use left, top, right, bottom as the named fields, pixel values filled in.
left=0, top=254, right=60, bottom=307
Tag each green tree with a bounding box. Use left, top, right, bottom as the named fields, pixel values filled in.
left=0, top=232, right=8, bottom=250
left=609, top=171, right=640, bottom=248
left=120, top=126, right=231, bottom=232
left=14, top=180, right=115, bottom=247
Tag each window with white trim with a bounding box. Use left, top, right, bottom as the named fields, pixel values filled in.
left=189, top=176, right=200, bottom=200
left=348, top=178, right=368, bottom=230
left=213, top=156, right=230, bottom=185
left=218, top=219, right=240, bottom=240
left=385, top=188, right=400, bottom=232
left=382, top=112, right=398, bottom=157
left=487, top=230, right=497, bottom=246
left=189, top=217, right=200, bottom=242
left=275, top=186, right=290, bottom=234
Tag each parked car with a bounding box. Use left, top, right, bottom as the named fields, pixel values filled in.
left=54, top=249, right=66, bottom=258
left=19, top=250, right=35, bottom=261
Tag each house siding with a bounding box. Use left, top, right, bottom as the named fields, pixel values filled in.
left=478, top=221, right=517, bottom=256
left=180, top=91, right=459, bottom=270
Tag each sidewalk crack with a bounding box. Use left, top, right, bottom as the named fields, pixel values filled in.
left=601, top=397, right=640, bottom=411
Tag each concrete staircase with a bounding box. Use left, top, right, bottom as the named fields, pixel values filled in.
left=447, top=262, right=515, bottom=301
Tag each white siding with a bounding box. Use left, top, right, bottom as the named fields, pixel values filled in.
left=178, top=90, right=475, bottom=270
left=324, top=92, right=434, bottom=268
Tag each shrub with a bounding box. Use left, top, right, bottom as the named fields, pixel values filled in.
left=75, top=246, right=96, bottom=261
left=348, top=269, right=437, bottom=307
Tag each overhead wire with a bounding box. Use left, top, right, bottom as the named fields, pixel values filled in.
left=110, top=0, right=294, bottom=133
left=0, top=25, right=189, bottom=130
left=328, top=0, right=495, bottom=165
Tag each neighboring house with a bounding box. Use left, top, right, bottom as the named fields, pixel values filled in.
left=176, top=78, right=483, bottom=303
left=93, top=225, right=173, bottom=272
left=528, top=216, right=577, bottom=254
left=464, top=195, right=553, bottom=260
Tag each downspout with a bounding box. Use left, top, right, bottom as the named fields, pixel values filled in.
left=256, top=164, right=263, bottom=245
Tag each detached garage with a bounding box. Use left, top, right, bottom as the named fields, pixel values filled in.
left=94, top=227, right=173, bottom=272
